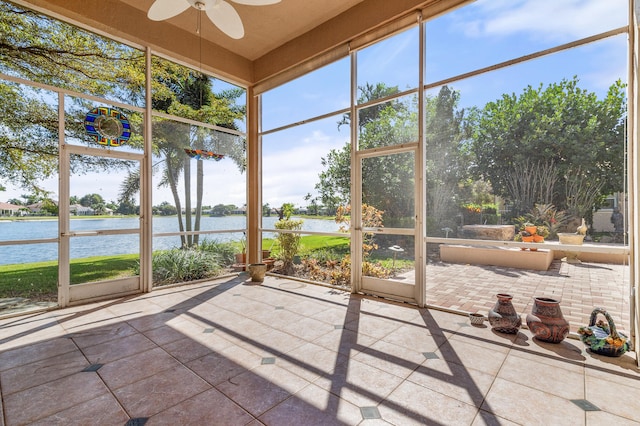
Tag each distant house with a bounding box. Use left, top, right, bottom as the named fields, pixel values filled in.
left=70, top=204, right=95, bottom=216
left=0, top=202, right=21, bottom=217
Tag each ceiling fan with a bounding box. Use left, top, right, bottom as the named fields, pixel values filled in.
left=147, top=0, right=281, bottom=39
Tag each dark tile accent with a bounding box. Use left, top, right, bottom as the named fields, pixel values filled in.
left=360, top=406, right=381, bottom=419
left=82, top=364, right=103, bottom=372
left=125, top=418, right=148, bottom=426
left=164, top=309, right=176, bottom=313
left=261, top=357, right=276, bottom=365
left=334, top=324, right=344, bottom=329
left=422, top=352, right=439, bottom=360
left=233, top=293, right=241, bottom=296
left=571, top=399, right=600, bottom=411
left=275, top=306, right=284, bottom=310
left=458, top=322, right=471, bottom=327
left=203, top=328, right=215, bottom=333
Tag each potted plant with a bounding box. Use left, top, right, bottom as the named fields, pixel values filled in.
left=235, top=232, right=246, bottom=265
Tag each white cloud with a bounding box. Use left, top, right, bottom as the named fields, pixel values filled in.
left=458, top=0, right=627, bottom=42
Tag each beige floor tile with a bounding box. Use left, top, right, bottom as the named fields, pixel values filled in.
left=113, top=365, right=211, bottom=418
left=435, top=339, right=509, bottom=376
left=407, top=358, right=496, bottom=407
left=0, top=336, right=78, bottom=371
left=3, top=372, right=109, bottom=425
left=314, top=358, right=404, bottom=407
left=585, top=410, right=640, bottom=426
left=65, top=322, right=139, bottom=349
left=497, top=353, right=585, bottom=400
left=318, top=326, right=372, bottom=352
left=353, top=338, right=426, bottom=380
left=81, top=332, right=157, bottom=364
left=216, top=364, right=311, bottom=417
left=147, top=388, right=254, bottom=425
left=378, top=379, right=479, bottom=425
left=97, top=347, right=182, bottom=390
left=258, top=383, right=363, bottom=426
left=379, top=322, right=447, bottom=353
left=471, top=409, right=521, bottom=426
left=185, top=346, right=259, bottom=386
left=585, top=375, right=640, bottom=423
left=276, top=342, right=349, bottom=382
left=30, top=393, right=130, bottom=426
left=481, top=377, right=586, bottom=425
left=0, top=348, right=89, bottom=395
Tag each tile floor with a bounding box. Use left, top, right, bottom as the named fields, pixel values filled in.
left=0, top=274, right=638, bottom=425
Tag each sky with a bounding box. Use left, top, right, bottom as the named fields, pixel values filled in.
left=1, top=0, right=629, bottom=210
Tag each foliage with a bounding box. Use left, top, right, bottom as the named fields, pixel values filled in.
left=145, top=248, right=222, bottom=285
left=468, top=77, right=626, bottom=217
left=425, top=86, right=470, bottom=232
left=274, top=217, right=303, bottom=271
left=197, top=238, right=236, bottom=265
left=513, top=203, right=569, bottom=239
left=317, top=82, right=417, bottom=219
left=335, top=204, right=384, bottom=259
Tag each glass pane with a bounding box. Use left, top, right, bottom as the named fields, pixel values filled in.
left=425, top=0, right=628, bottom=84
left=151, top=117, right=246, bottom=248
left=0, top=2, right=145, bottom=105
left=0, top=243, right=58, bottom=313
left=69, top=155, right=140, bottom=221
left=363, top=234, right=415, bottom=285
left=362, top=152, right=415, bottom=229
left=357, top=94, right=418, bottom=150
left=261, top=58, right=350, bottom=131
left=0, top=80, right=59, bottom=214
left=425, top=36, right=627, bottom=238
left=65, top=96, right=143, bottom=153
left=69, top=235, right=139, bottom=284
left=150, top=55, right=246, bottom=130
left=262, top=114, right=350, bottom=221
left=357, top=26, right=419, bottom=102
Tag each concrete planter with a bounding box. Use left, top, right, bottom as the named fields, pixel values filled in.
left=248, top=263, right=267, bottom=283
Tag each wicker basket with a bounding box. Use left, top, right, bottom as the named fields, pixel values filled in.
left=577, top=308, right=632, bottom=357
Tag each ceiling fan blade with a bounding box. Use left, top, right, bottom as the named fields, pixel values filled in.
left=206, top=1, right=245, bottom=39
left=147, top=0, right=191, bottom=21
left=230, top=0, right=281, bottom=5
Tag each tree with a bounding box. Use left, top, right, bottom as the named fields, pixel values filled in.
left=468, top=77, right=626, bottom=220
left=317, top=82, right=418, bottom=224
left=424, top=86, right=470, bottom=233
left=79, top=193, right=104, bottom=208
left=0, top=3, right=144, bottom=195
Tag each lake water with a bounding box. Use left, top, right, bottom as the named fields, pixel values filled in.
left=0, top=216, right=342, bottom=265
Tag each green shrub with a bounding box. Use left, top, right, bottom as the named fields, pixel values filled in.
left=149, top=248, right=221, bottom=285
left=197, top=238, right=236, bottom=265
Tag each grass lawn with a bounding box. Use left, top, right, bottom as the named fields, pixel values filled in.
left=0, top=235, right=351, bottom=302
left=0, top=254, right=139, bottom=301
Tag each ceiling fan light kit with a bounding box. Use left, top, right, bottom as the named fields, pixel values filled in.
left=147, top=0, right=280, bottom=39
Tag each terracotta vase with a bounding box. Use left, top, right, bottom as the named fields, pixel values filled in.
left=524, top=226, right=538, bottom=235
left=488, top=293, right=522, bottom=334
left=526, top=297, right=569, bottom=343
left=521, top=235, right=534, bottom=243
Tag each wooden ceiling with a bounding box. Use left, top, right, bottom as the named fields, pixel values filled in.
left=15, top=0, right=454, bottom=86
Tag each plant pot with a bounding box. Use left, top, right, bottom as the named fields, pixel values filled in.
left=488, top=293, right=521, bottom=334
left=469, top=312, right=485, bottom=326
left=526, top=297, right=569, bottom=343
left=262, top=250, right=271, bottom=259
left=524, top=226, right=538, bottom=235
left=521, top=236, right=534, bottom=243
left=235, top=253, right=246, bottom=264
left=558, top=233, right=585, bottom=245
left=248, top=263, right=267, bottom=283
left=532, top=234, right=544, bottom=243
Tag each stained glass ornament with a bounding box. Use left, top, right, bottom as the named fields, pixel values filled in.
left=84, top=107, right=131, bottom=147
left=184, top=149, right=225, bottom=161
